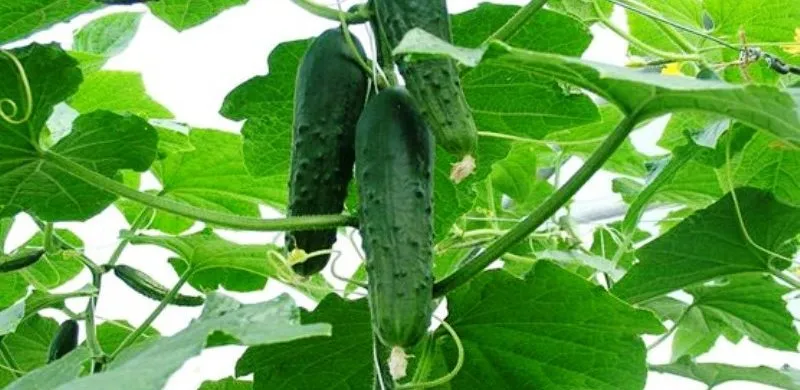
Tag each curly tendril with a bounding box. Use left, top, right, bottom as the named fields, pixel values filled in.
left=0, top=50, right=33, bottom=125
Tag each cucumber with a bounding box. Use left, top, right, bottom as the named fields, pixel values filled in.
left=113, top=265, right=204, bottom=307
left=0, top=249, right=45, bottom=273
left=287, top=27, right=370, bottom=276
left=356, top=87, right=434, bottom=351
left=372, top=0, right=478, bottom=182
left=48, top=319, right=78, bottom=363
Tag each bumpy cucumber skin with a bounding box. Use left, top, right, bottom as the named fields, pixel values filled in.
left=287, top=27, right=369, bottom=276
left=0, top=249, right=45, bottom=273
left=114, top=265, right=204, bottom=307
left=373, top=0, right=478, bottom=160
left=356, top=87, right=434, bottom=348
left=48, top=319, right=78, bottom=363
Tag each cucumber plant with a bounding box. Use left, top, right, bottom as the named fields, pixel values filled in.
left=1, top=1, right=800, bottom=390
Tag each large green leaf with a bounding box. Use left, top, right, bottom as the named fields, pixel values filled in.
left=95, top=321, right=160, bottom=355
left=199, top=378, right=253, bottom=390
left=148, top=0, right=249, bottom=31
left=58, top=293, right=329, bottom=390
left=437, top=263, right=664, bottom=390
left=544, top=105, right=647, bottom=177
left=0, top=315, right=60, bottom=388
left=0, top=299, right=24, bottom=337
left=612, top=188, right=800, bottom=303
left=549, top=0, right=612, bottom=22
left=5, top=347, right=91, bottom=390
left=68, top=71, right=173, bottom=119
left=626, top=0, right=705, bottom=57
left=394, top=35, right=800, bottom=144
left=0, top=0, right=99, bottom=44
left=453, top=6, right=600, bottom=142
left=236, top=295, right=374, bottom=390
left=672, top=274, right=799, bottom=359
left=0, top=229, right=85, bottom=310
left=220, top=39, right=305, bottom=179
left=117, top=129, right=284, bottom=234
left=0, top=45, right=158, bottom=222
left=731, top=131, right=800, bottom=207
left=650, top=356, right=800, bottom=390
left=452, top=4, right=592, bottom=56
left=128, top=228, right=279, bottom=293
left=71, top=11, right=144, bottom=73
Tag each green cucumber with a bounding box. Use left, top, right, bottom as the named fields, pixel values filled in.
left=47, top=319, right=78, bottom=363
left=287, top=27, right=370, bottom=276
left=0, top=248, right=45, bottom=273
left=372, top=0, right=478, bottom=182
left=113, top=265, right=204, bottom=307
left=356, top=87, right=434, bottom=351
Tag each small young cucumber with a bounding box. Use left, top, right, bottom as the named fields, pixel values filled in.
left=373, top=0, right=479, bottom=182
left=48, top=319, right=79, bottom=363
left=287, top=27, right=370, bottom=276
left=356, top=87, right=434, bottom=351
left=113, top=265, right=204, bottom=307
left=0, top=248, right=45, bottom=273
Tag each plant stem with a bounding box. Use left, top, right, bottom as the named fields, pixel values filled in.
left=43, top=223, right=54, bottom=253
left=433, top=114, right=639, bottom=297
left=106, top=209, right=150, bottom=269
left=290, top=0, right=370, bottom=24
left=481, top=0, right=549, bottom=46
left=478, top=131, right=607, bottom=146
left=111, top=270, right=193, bottom=359
left=647, top=308, right=688, bottom=350
left=84, top=266, right=105, bottom=365
left=772, top=271, right=800, bottom=289
left=45, top=152, right=358, bottom=231
left=593, top=1, right=701, bottom=63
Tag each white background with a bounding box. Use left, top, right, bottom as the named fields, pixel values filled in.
left=3, top=0, right=799, bottom=389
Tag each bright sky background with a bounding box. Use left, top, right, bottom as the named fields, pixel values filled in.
left=3, top=0, right=799, bottom=389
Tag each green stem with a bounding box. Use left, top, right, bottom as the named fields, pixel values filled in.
left=84, top=268, right=105, bottom=364
left=290, top=0, right=370, bottom=24
left=620, top=146, right=699, bottom=234
left=478, top=131, right=607, bottom=146
left=485, top=181, right=500, bottom=231
left=647, top=307, right=688, bottom=350
left=481, top=0, right=549, bottom=46
left=459, top=0, right=549, bottom=75
left=433, top=114, right=640, bottom=297
left=0, top=340, right=22, bottom=378
left=593, top=1, right=701, bottom=63
left=111, top=270, right=193, bottom=359
left=106, top=209, right=150, bottom=269
left=45, top=152, right=358, bottom=231
left=43, top=223, right=54, bottom=253
left=772, top=271, right=800, bottom=290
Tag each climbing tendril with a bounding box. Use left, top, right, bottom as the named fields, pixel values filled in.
left=0, top=50, right=33, bottom=125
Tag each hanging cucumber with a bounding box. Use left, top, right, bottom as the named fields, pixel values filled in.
left=372, top=0, right=478, bottom=182
left=113, top=265, right=204, bottom=307
left=287, top=27, right=370, bottom=276
left=356, top=87, right=434, bottom=375
left=0, top=248, right=45, bottom=273
left=47, top=319, right=79, bottom=363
